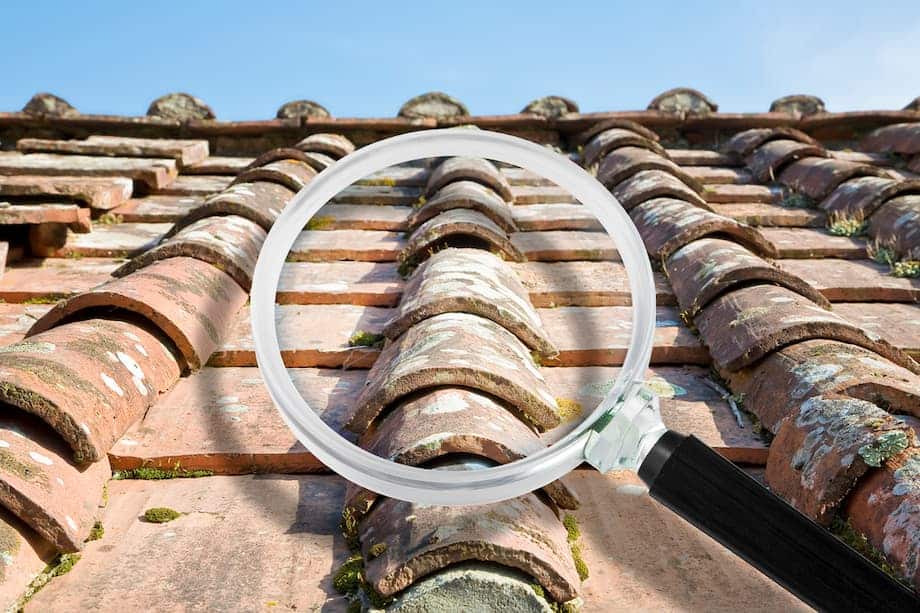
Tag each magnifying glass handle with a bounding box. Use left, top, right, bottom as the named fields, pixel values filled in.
left=638, top=430, right=918, bottom=610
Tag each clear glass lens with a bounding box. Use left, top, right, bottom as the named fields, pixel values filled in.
left=251, top=129, right=656, bottom=505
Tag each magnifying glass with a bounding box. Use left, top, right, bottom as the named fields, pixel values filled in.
left=251, top=129, right=916, bottom=611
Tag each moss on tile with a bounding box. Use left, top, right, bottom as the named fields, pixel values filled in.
left=14, top=552, right=82, bottom=609
left=562, top=514, right=581, bottom=542
left=781, top=192, right=815, bottom=209
left=143, top=507, right=181, bottom=523
left=95, top=213, right=123, bottom=226
left=367, top=542, right=387, bottom=559
left=891, top=260, right=920, bottom=278
left=827, top=213, right=867, bottom=237
left=333, top=554, right=364, bottom=594
left=112, top=466, right=213, bottom=480
left=347, top=331, right=385, bottom=349
left=562, top=513, right=589, bottom=581
left=830, top=516, right=906, bottom=584
left=85, top=521, right=104, bottom=542
left=22, top=295, right=64, bottom=305
left=555, top=398, right=583, bottom=422
left=305, top=215, right=334, bottom=230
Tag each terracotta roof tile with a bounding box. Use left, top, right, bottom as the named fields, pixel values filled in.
left=861, top=122, right=920, bottom=154
left=181, top=155, right=252, bottom=175
left=16, top=136, right=208, bottom=168
left=818, top=175, right=920, bottom=218
left=746, top=139, right=828, bottom=183
left=408, top=180, right=515, bottom=232
left=0, top=203, right=90, bottom=228
left=777, top=258, right=919, bottom=302
left=582, top=127, right=666, bottom=167
left=425, top=157, right=513, bottom=202
left=597, top=146, right=703, bottom=192
left=0, top=175, right=133, bottom=210
left=403, top=208, right=525, bottom=264
left=610, top=169, right=711, bottom=211
left=230, top=158, right=316, bottom=192
left=868, top=194, right=920, bottom=258
left=769, top=95, right=826, bottom=118
left=180, top=181, right=294, bottom=231
left=778, top=156, right=892, bottom=200
left=294, top=132, right=355, bottom=159
left=647, top=87, right=718, bottom=117
left=722, top=127, right=820, bottom=158
left=152, top=174, right=232, bottom=196
left=570, top=118, right=660, bottom=147
left=109, top=194, right=203, bottom=222
left=0, top=152, right=177, bottom=190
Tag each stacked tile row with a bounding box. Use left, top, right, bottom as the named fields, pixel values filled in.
left=337, top=156, right=585, bottom=609
left=585, top=121, right=920, bottom=587
left=0, top=135, right=352, bottom=589
left=724, top=126, right=920, bottom=268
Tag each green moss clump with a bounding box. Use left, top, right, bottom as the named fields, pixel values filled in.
left=340, top=507, right=360, bottom=551
left=531, top=351, right=543, bottom=367
left=50, top=553, right=80, bottom=577
left=22, top=295, right=64, bottom=305
left=892, top=260, right=920, bottom=278
left=869, top=244, right=896, bottom=265
left=531, top=583, right=546, bottom=598
left=827, top=214, right=867, bottom=237
left=112, top=466, right=213, bottom=480
left=561, top=513, right=589, bottom=581
left=858, top=431, right=909, bottom=467
left=345, top=600, right=362, bottom=613
left=555, top=398, right=583, bottom=422
left=367, top=542, right=387, bottom=559
left=782, top=192, right=815, bottom=209
left=143, top=507, right=181, bottom=523
left=347, top=331, right=385, bottom=349
left=562, top=514, right=581, bottom=542
left=306, top=215, right=334, bottom=230
left=830, top=517, right=906, bottom=584
left=95, top=213, right=123, bottom=225
left=570, top=542, right=589, bottom=581
left=333, top=554, right=364, bottom=594
left=85, top=521, right=104, bottom=542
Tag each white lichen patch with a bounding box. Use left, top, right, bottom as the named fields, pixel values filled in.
left=116, top=351, right=145, bottom=380
left=100, top=372, right=124, bottom=397
left=28, top=451, right=53, bottom=466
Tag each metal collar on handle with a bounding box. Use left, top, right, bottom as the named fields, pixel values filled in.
left=251, top=129, right=657, bottom=505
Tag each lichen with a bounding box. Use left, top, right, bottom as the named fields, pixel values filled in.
left=112, top=466, right=213, bottom=480
left=22, top=295, right=65, bottom=305
left=0, top=449, right=49, bottom=489
left=143, top=507, right=181, bottom=523
left=332, top=554, right=364, bottom=594
left=340, top=507, right=361, bottom=551
left=347, top=331, right=385, bottom=349
left=858, top=430, right=909, bottom=468
left=367, top=542, right=387, bottom=559
left=531, top=583, right=546, bottom=599
left=0, top=521, right=21, bottom=581
left=555, top=398, right=583, bottom=422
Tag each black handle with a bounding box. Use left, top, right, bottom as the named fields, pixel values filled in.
left=638, top=430, right=918, bottom=611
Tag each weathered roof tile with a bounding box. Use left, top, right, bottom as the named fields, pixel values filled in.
left=294, top=133, right=355, bottom=159
left=610, top=169, right=711, bottom=211
left=231, top=158, right=316, bottom=192
left=180, top=181, right=294, bottom=231
left=16, top=136, right=208, bottom=168
left=0, top=175, right=133, bottom=210
left=597, top=147, right=703, bottom=192
left=425, top=157, right=513, bottom=202
left=868, top=194, right=920, bottom=258
left=582, top=128, right=665, bottom=167
left=0, top=153, right=176, bottom=191
left=403, top=209, right=525, bottom=265
left=408, top=180, right=515, bottom=233
left=778, top=157, right=891, bottom=201
left=722, top=127, right=820, bottom=158
left=861, top=122, right=920, bottom=154
left=746, top=140, right=828, bottom=183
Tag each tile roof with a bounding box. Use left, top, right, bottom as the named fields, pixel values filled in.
left=0, top=89, right=917, bottom=609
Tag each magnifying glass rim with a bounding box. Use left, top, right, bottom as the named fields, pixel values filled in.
left=251, top=128, right=656, bottom=505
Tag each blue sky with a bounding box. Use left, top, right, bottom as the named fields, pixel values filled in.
left=3, top=1, right=918, bottom=119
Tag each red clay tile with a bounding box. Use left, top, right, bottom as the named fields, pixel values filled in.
left=277, top=261, right=404, bottom=306
left=712, top=202, right=826, bottom=227
left=722, top=127, right=820, bottom=158
left=570, top=118, right=660, bottom=147
left=765, top=394, right=916, bottom=524
left=294, top=133, right=355, bottom=159
left=681, top=166, right=753, bottom=185
left=0, top=153, right=177, bottom=190
left=0, top=175, right=133, bottom=210
left=844, top=447, right=920, bottom=589
left=610, top=169, right=710, bottom=211
left=909, top=154, right=920, bottom=174
left=0, top=508, right=55, bottom=608
left=745, top=140, right=828, bottom=183
left=703, top=183, right=781, bottom=204
left=597, top=147, right=703, bottom=192
left=868, top=194, right=920, bottom=257
left=109, top=195, right=202, bottom=223
left=695, top=284, right=919, bottom=373
left=30, top=222, right=170, bottom=259
left=333, top=184, right=421, bottom=205
left=425, top=157, right=513, bottom=202
left=510, top=184, right=574, bottom=204
left=819, top=176, right=920, bottom=219
left=582, top=128, right=665, bottom=167
left=16, top=136, right=208, bottom=168
left=153, top=174, right=232, bottom=196
left=861, top=122, right=920, bottom=154
left=182, top=156, right=253, bottom=175
left=361, top=166, right=429, bottom=187
left=230, top=158, right=316, bottom=192
left=403, top=209, right=524, bottom=264
left=0, top=257, right=119, bottom=303
left=521, top=95, right=579, bottom=118
left=0, top=203, right=90, bottom=228
left=758, top=227, right=867, bottom=259
left=244, top=147, right=330, bottom=174
left=833, top=303, right=920, bottom=357
left=510, top=203, right=600, bottom=231
left=778, top=258, right=919, bottom=302
left=0, top=412, right=110, bottom=551
left=0, top=303, right=51, bottom=346
left=399, top=92, right=469, bottom=119
left=314, top=203, right=410, bottom=231
left=408, top=180, right=515, bottom=232
left=770, top=95, right=825, bottom=118
left=778, top=157, right=891, bottom=201
left=647, top=87, right=717, bottom=116
left=666, top=149, right=740, bottom=167
left=348, top=312, right=561, bottom=434
left=666, top=238, right=829, bottom=317
left=0, top=318, right=180, bottom=462
left=113, top=215, right=265, bottom=291
left=28, top=256, right=247, bottom=371
left=290, top=229, right=403, bottom=263
left=178, top=181, right=294, bottom=231
left=724, top=339, right=920, bottom=433
left=384, top=248, right=555, bottom=356
left=631, top=197, right=777, bottom=260
left=509, top=230, right=617, bottom=262
left=512, top=261, right=675, bottom=307
left=361, top=494, right=580, bottom=602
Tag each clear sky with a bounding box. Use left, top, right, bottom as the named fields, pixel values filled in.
left=3, top=1, right=918, bottom=120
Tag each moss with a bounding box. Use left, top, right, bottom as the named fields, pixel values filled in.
left=332, top=554, right=364, bottom=594
left=570, top=542, right=589, bottom=581
left=85, top=521, right=104, bottom=542
left=347, top=331, right=385, bottom=349
left=143, top=507, right=181, bottom=523
left=531, top=583, right=546, bottom=599
left=555, top=398, right=583, bottom=422
left=827, top=214, right=867, bottom=237
left=345, top=600, right=362, bottom=613
left=891, top=260, right=920, bottom=278
left=867, top=241, right=897, bottom=266
left=530, top=350, right=543, bottom=367
left=830, top=516, right=907, bottom=584
left=112, top=466, right=213, bottom=480
left=13, top=552, right=82, bottom=609
left=367, top=542, right=387, bottom=559
left=22, top=295, right=64, bottom=305
left=781, top=192, right=815, bottom=209
left=95, top=212, right=123, bottom=226
left=397, top=253, right=421, bottom=277
left=413, top=195, right=427, bottom=209
left=340, top=507, right=361, bottom=551
left=0, top=521, right=21, bottom=581
left=306, top=215, right=334, bottom=230
left=562, top=514, right=581, bottom=542
left=562, top=513, right=589, bottom=581
left=0, top=449, right=48, bottom=489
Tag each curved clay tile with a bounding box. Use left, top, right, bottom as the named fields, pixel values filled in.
left=520, top=95, right=579, bottom=118
left=27, top=256, right=247, bottom=372
left=745, top=140, right=828, bottom=183
left=113, top=215, right=265, bottom=291
left=398, top=91, right=469, bottom=120
left=570, top=118, right=660, bottom=147
left=408, top=180, right=515, bottom=233
left=294, top=133, right=355, bottom=159
left=610, top=169, right=710, bottom=211
left=347, top=312, right=561, bottom=434
left=0, top=412, right=111, bottom=551
left=845, top=445, right=920, bottom=589
left=22, top=93, right=78, bottom=117
left=666, top=238, right=830, bottom=318
left=695, top=284, right=920, bottom=373
left=631, top=198, right=777, bottom=260
left=0, top=319, right=180, bottom=463
left=176, top=181, right=294, bottom=231
left=597, top=147, right=703, bottom=193
left=244, top=147, right=331, bottom=173
left=275, top=99, right=330, bottom=120
left=425, top=157, right=513, bottom=202
left=384, top=248, right=555, bottom=355
left=722, top=127, right=820, bottom=158
left=647, top=87, right=718, bottom=116
left=582, top=128, right=666, bottom=167
left=819, top=176, right=920, bottom=219
left=861, top=122, right=920, bottom=155
left=769, top=94, right=826, bottom=118
left=868, top=194, right=920, bottom=258
left=778, top=157, right=891, bottom=201
left=231, top=159, right=316, bottom=192
left=766, top=395, right=916, bottom=524
left=146, top=92, right=214, bottom=121
left=723, top=339, right=920, bottom=435
left=361, top=494, right=581, bottom=603
left=403, top=208, right=525, bottom=265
